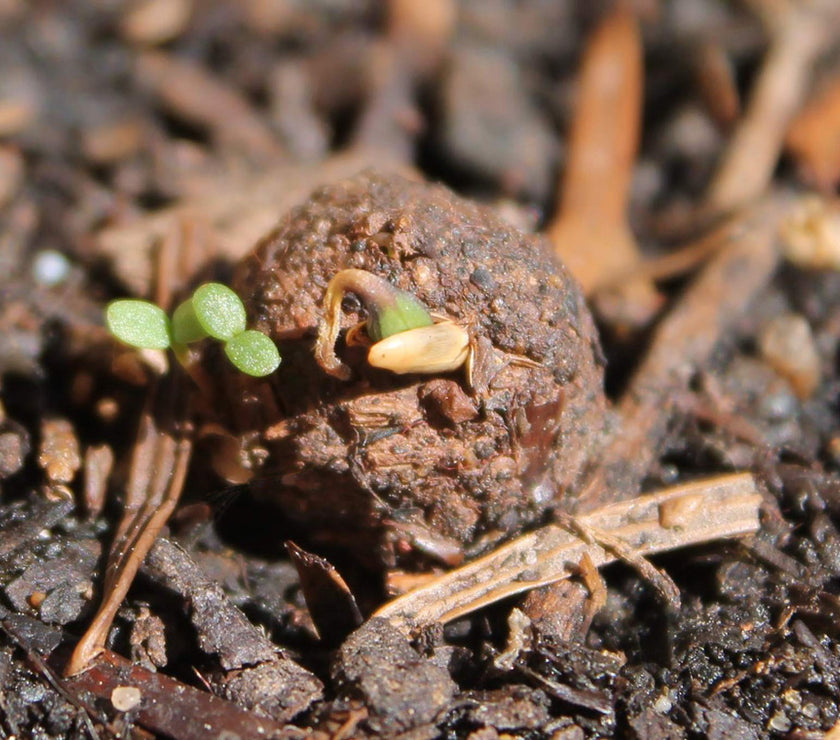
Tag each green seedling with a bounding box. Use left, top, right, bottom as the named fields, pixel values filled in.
left=171, top=298, right=206, bottom=345
left=364, top=287, right=434, bottom=342
left=315, top=268, right=439, bottom=380
left=313, top=268, right=539, bottom=386
left=105, top=283, right=280, bottom=377
left=105, top=300, right=172, bottom=350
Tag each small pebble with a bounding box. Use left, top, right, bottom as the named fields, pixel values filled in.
left=758, top=313, right=821, bottom=400
left=111, top=685, right=143, bottom=712
left=31, top=249, right=71, bottom=286
left=27, top=591, right=46, bottom=608
left=653, top=689, right=673, bottom=714
left=801, top=702, right=820, bottom=719
left=780, top=195, right=840, bottom=271
left=767, top=710, right=791, bottom=733
left=38, top=418, right=81, bottom=484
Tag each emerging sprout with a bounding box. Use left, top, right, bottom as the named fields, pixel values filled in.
left=366, top=288, right=433, bottom=341
left=367, top=320, right=470, bottom=375
left=316, top=269, right=435, bottom=379
left=105, top=282, right=280, bottom=378
left=313, top=268, right=481, bottom=382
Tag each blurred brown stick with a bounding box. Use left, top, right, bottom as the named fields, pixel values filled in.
left=547, top=5, right=661, bottom=330
left=704, top=1, right=834, bottom=216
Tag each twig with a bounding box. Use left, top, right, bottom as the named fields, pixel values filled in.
left=152, top=216, right=206, bottom=310
left=556, top=513, right=681, bottom=607
left=693, top=40, right=740, bottom=130
left=576, top=195, right=785, bottom=512
left=577, top=552, right=607, bottom=635
left=374, top=473, right=761, bottom=633
left=386, top=0, right=455, bottom=78
left=703, top=0, right=836, bottom=216
left=600, top=213, right=752, bottom=287
left=547, top=5, right=661, bottom=330
left=62, top=648, right=300, bottom=740
left=66, top=387, right=192, bottom=676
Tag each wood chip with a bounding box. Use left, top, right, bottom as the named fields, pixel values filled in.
left=704, top=1, right=837, bottom=216
left=83, top=444, right=114, bottom=519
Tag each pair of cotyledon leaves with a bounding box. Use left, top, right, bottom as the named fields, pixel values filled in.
left=105, top=283, right=280, bottom=377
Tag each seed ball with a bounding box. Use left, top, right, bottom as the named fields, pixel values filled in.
left=229, top=171, right=607, bottom=569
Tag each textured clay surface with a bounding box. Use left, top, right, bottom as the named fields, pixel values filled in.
left=229, top=170, right=607, bottom=568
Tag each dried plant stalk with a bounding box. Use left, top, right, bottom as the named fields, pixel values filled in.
left=694, top=40, right=740, bottom=129
left=66, top=409, right=192, bottom=676
left=704, top=2, right=834, bottom=215
left=577, top=195, right=785, bottom=511
left=136, top=51, right=282, bottom=160
left=375, top=473, right=761, bottom=633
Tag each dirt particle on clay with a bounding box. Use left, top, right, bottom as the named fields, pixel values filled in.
left=230, top=170, right=607, bottom=568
